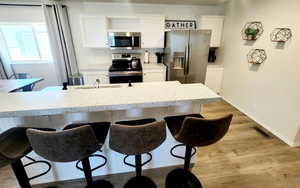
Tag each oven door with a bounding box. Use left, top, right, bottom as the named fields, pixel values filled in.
left=108, top=32, right=140, bottom=49
left=109, top=71, right=143, bottom=84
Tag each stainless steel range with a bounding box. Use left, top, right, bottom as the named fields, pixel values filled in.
left=109, top=53, right=143, bottom=84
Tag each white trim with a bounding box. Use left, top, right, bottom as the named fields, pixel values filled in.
left=9, top=61, right=53, bottom=65
left=222, top=96, right=299, bottom=147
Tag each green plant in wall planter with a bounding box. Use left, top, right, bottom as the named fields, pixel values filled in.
left=244, top=28, right=259, bottom=40
left=242, top=21, right=264, bottom=41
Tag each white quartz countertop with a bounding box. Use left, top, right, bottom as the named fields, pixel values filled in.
left=0, top=81, right=221, bottom=118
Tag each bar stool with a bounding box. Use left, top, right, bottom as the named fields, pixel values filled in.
left=110, top=119, right=166, bottom=188
left=63, top=122, right=111, bottom=173
left=26, top=125, right=113, bottom=188
left=0, top=127, right=54, bottom=188
left=164, top=114, right=233, bottom=188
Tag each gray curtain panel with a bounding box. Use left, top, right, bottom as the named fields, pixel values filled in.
left=43, top=2, right=79, bottom=84
left=0, top=56, right=8, bottom=79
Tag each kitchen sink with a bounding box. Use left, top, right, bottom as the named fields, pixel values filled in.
left=74, top=85, right=122, bottom=89
left=98, top=85, right=122, bottom=89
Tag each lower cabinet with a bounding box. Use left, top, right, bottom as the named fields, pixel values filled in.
left=82, top=71, right=109, bottom=85
left=205, top=67, right=224, bottom=94
left=143, top=70, right=166, bottom=82
left=82, top=68, right=167, bottom=85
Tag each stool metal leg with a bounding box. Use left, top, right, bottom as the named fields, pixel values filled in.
left=82, top=157, right=93, bottom=186
left=11, top=159, right=31, bottom=188
left=166, top=145, right=202, bottom=188
left=135, top=155, right=142, bottom=177
left=184, top=146, right=192, bottom=171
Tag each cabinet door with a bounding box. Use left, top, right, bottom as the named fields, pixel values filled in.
left=81, top=16, right=108, bottom=48
left=99, top=74, right=109, bottom=84
left=140, top=16, right=165, bottom=48
left=205, top=68, right=224, bottom=94
left=82, top=72, right=109, bottom=85
left=200, top=16, right=224, bottom=47
left=83, top=74, right=99, bottom=85
left=143, top=71, right=165, bottom=82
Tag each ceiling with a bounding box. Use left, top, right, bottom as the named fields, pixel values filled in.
left=80, top=0, right=228, bottom=5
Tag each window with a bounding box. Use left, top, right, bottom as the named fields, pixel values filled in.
left=0, top=23, right=53, bottom=63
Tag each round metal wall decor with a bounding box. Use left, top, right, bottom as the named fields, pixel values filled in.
left=270, top=28, right=292, bottom=42
left=247, top=49, right=267, bottom=65
left=242, top=21, right=264, bottom=41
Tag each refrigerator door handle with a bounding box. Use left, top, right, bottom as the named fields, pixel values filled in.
left=187, top=43, right=191, bottom=75
left=184, top=45, right=188, bottom=75
left=184, top=45, right=189, bottom=75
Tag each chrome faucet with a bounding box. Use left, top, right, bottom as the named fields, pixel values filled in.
left=95, top=79, right=101, bottom=88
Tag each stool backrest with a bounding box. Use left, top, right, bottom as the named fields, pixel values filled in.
left=27, top=125, right=99, bottom=162
left=109, top=121, right=166, bottom=155
left=176, top=114, right=233, bottom=147
left=0, top=127, right=28, bottom=168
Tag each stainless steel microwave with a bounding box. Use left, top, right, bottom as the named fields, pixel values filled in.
left=108, top=32, right=141, bottom=50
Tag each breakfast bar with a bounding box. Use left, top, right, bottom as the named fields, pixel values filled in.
left=0, top=81, right=221, bottom=185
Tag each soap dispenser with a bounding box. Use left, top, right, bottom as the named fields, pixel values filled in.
left=144, top=50, right=150, bottom=64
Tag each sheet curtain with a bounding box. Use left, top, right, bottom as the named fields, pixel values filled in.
left=0, top=55, right=8, bottom=79
left=42, top=1, right=79, bottom=84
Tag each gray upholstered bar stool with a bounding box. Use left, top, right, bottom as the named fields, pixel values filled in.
left=26, top=125, right=113, bottom=188
left=0, top=127, right=54, bottom=188
left=110, top=119, right=166, bottom=188
left=63, top=121, right=111, bottom=173
left=164, top=114, right=233, bottom=188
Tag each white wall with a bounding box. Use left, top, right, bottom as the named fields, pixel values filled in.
left=219, top=0, right=300, bottom=146
left=0, top=4, right=60, bottom=89
left=65, top=1, right=225, bottom=70
left=0, top=4, right=43, bottom=22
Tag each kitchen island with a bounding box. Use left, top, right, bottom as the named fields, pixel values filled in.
left=0, top=81, right=221, bottom=185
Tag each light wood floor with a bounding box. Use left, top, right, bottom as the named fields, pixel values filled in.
left=1, top=101, right=300, bottom=187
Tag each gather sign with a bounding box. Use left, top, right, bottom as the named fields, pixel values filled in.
left=165, top=20, right=197, bottom=30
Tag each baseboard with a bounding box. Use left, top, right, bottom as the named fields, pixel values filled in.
left=222, top=96, right=298, bottom=147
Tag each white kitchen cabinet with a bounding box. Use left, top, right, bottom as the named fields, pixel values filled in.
left=82, top=71, right=109, bottom=85
left=80, top=16, right=108, bottom=48
left=205, top=67, right=224, bottom=94
left=140, top=16, right=165, bottom=48
left=143, top=71, right=165, bottom=82
left=200, top=16, right=224, bottom=47
left=143, top=64, right=166, bottom=82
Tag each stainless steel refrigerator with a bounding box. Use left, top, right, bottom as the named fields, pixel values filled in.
left=164, top=30, right=211, bottom=84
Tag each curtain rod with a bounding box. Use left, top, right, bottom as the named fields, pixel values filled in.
left=0, top=3, right=41, bottom=7
left=0, top=3, right=66, bottom=8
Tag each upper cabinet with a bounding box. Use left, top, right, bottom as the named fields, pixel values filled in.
left=140, top=16, right=165, bottom=48
left=199, top=16, right=224, bottom=47
left=80, top=15, right=165, bottom=49
left=80, top=16, right=108, bottom=48
left=80, top=14, right=225, bottom=48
